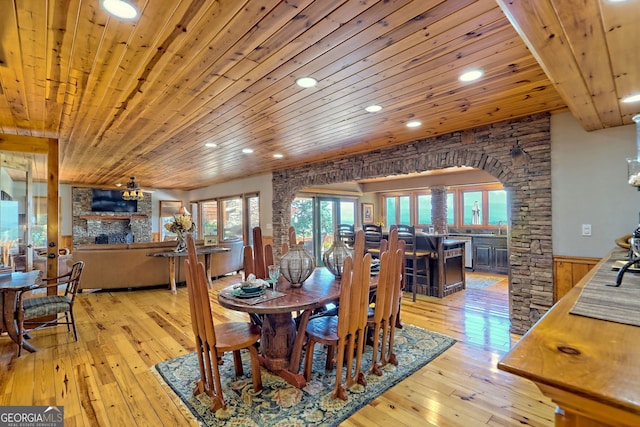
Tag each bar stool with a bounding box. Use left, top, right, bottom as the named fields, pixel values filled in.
left=396, top=224, right=432, bottom=301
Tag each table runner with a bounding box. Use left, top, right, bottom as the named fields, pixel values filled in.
left=218, top=288, right=287, bottom=305
left=570, top=250, right=640, bottom=327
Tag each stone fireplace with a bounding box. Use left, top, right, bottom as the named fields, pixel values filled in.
left=72, top=187, right=152, bottom=246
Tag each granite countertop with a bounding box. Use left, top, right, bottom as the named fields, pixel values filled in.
left=448, top=232, right=507, bottom=238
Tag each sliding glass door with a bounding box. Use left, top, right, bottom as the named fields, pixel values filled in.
left=291, top=196, right=356, bottom=265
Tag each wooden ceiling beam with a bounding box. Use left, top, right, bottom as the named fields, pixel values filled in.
left=496, top=0, right=604, bottom=131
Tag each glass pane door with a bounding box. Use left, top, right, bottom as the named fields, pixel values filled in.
left=246, top=194, right=260, bottom=246
left=0, top=151, right=47, bottom=272
left=317, top=198, right=339, bottom=265
left=290, top=196, right=314, bottom=253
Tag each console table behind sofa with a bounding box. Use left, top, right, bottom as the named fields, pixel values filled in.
left=74, top=239, right=243, bottom=290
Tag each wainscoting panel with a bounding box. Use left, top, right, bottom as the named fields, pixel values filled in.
left=554, top=255, right=599, bottom=302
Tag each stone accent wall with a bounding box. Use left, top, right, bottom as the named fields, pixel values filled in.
left=72, top=187, right=152, bottom=246
left=430, top=186, right=448, bottom=234
left=271, top=113, right=552, bottom=334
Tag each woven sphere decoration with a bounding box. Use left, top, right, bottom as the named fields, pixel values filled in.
left=322, top=240, right=353, bottom=277
left=280, top=244, right=315, bottom=287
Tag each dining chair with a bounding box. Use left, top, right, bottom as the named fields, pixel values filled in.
left=17, top=261, right=84, bottom=356
left=336, top=224, right=355, bottom=247
left=243, top=226, right=274, bottom=326
left=362, top=223, right=383, bottom=256
left=243, top=226, right=274, bottom=280
left=367, top=227, right=404, bottom=375
left=280, top=226, right=298, bottom=255
left=184, top=234, right=262, bottom=411
left=396, top=224, right=432, bottom=302
left=303, top=230, right=372, bottom=400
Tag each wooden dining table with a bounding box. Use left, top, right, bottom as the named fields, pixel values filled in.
left=0, top=270, right=42, bottom=353
left=218, top=268, right=377, bottom=388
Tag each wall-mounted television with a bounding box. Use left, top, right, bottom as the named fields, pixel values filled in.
left=91, top=189, right=137, bottom=213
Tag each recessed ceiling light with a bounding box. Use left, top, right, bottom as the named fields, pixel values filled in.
left=622, top=93, right=640, bottom=103
left=296, top=77, right=318, bottom=88
left=115, top=183, right=123, bottom=187
left=273, top=153, right=284, bottom=159
left=242, top=148, right=254, bottom=154
left=365, top=105, right=383, bottom=113
left=406, top=120, right=422, bottom=128
left=101, top=0, right=138, bottom=19
left=459, top=69, right=483, bottom=82
left=204, top=142, right=218, bottom=148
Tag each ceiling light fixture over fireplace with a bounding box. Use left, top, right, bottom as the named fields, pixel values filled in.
left=122, top=177, right=144, bottom=200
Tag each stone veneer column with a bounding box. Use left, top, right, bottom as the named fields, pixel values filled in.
left=270, top=113, right=553, bottom=334
left=430, top=186, right=448, bottom=234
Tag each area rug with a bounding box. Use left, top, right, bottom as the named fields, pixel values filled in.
left=154, top=324, right=455, bottom=426
left=465, top=275, right=503, bottom=290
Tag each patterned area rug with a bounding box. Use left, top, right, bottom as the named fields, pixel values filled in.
left=154, top=325, right=455, bottom=426
left=466, top=275, right=503, bottom=290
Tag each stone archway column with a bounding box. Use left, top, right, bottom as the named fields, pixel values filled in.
left=430, top=186, right=448, bottom=234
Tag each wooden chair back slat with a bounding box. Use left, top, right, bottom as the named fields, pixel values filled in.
left=244, top=227, right=275, bottom=280
left=253, top=227, right=266, bottom=279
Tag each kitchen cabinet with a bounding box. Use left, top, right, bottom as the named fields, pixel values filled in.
left=472, top=235, right=508, bottom=274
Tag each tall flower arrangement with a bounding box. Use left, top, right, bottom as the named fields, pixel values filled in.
left=165, top=213, right=196, bottom=251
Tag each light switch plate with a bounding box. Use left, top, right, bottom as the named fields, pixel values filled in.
left=582, top=224, right=592, bottom=236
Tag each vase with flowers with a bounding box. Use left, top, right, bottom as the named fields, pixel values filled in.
left=164, top=211, right=196, bottom=252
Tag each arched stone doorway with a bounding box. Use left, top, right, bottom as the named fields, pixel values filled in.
left=272, top=113, right=552, bottom=334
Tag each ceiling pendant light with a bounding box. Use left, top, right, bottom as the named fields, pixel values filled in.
left=101, top=0, right=139, bottom=20
left=122, top=177, right=144, bottom=200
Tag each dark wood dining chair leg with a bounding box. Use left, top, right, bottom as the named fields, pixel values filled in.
left=303, top=340, right=317, bottom=382
left=325, top=345, right=335, bottom=371
left=232, top=350, right=244, bottom=377
left=247, top=345, right=263, bottom=392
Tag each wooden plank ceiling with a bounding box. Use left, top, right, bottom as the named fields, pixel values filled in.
left=0, top=0, right=637, bottom=190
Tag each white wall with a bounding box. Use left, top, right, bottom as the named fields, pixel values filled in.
left=551, top=112, right=637, bottom=258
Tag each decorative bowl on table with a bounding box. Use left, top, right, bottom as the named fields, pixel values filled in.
left=239, top=274, right=269, bottom=294
left=240, top=282, right=266, bottom=294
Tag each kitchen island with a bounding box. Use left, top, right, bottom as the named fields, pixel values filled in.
left=417, top=234, right=466, bottom=298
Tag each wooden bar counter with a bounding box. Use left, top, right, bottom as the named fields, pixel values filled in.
left=498, top=249, right=640, bottom=426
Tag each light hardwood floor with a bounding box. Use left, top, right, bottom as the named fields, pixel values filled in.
left=0, top=272, right=554, bottom=426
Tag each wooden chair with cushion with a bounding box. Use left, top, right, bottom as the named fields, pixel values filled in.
left=396, top=224, right=432, bottom=302
left=367, top=227, right=404, bottom=375
left=303, top=230, right=372, bottom=400
left=184, top=234, right=262, bottom=411
left=17, top=261, right=84, bottom=356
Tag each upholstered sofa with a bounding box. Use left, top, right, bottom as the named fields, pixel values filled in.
left=73, top=239, right=243, bottom=290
